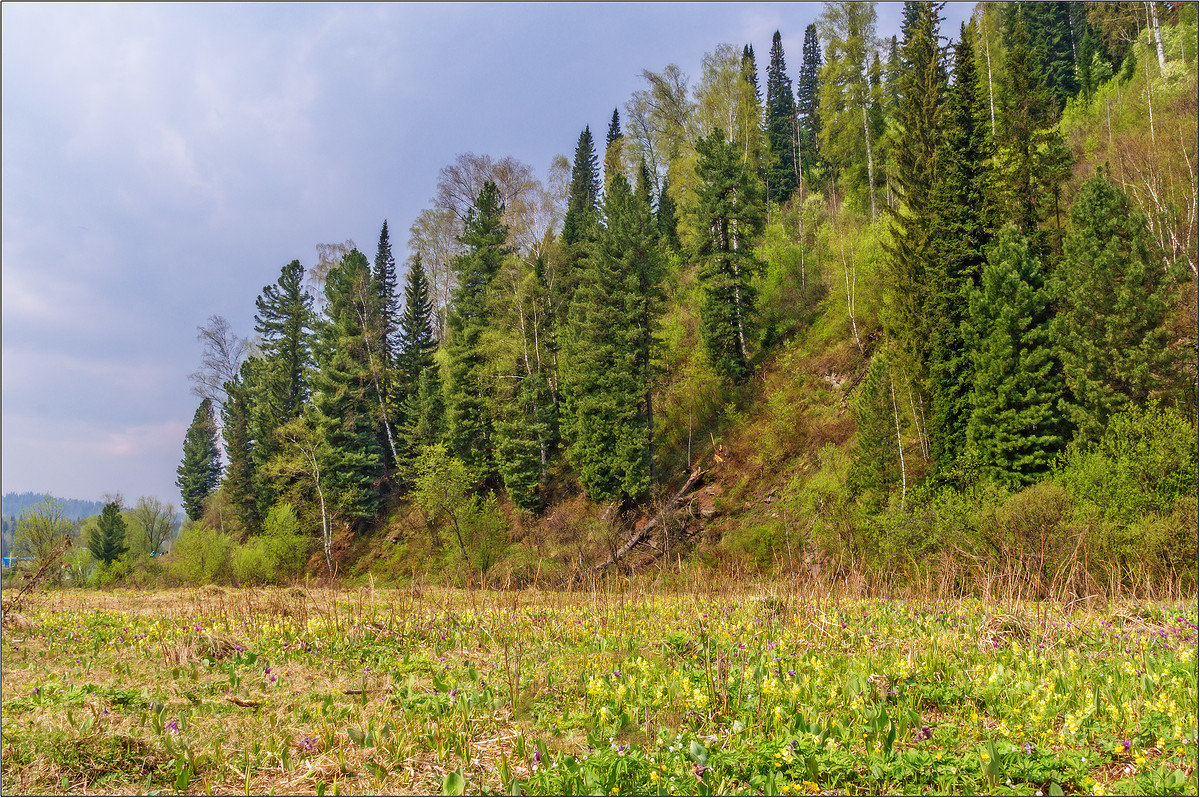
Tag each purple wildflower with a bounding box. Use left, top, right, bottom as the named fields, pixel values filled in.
left=166, top=718, right=180, bottom=735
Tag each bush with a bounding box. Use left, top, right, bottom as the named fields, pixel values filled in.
left=167, top=522, right=233, bottom=585
left=1055, top=403, right=1198, bottom=524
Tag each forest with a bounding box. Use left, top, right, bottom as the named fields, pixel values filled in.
left=20, top=0, right=1197, bottom=597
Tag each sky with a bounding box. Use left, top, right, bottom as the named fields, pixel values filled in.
left=2, top=2, right=976, bottom=509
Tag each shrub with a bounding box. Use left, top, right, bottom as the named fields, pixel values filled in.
left=167, top=522, right=233, bottom=585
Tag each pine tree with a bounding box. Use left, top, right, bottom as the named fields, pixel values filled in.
left=765, top=30, right=798, bottom=204
left=926, top=25, right=996, bottom=479
left=1051, top=172, right=1185, bottom=442
left=310, top=249, right=387, bottom=528
left=446, top=181, right=510, bottom=481
left=882, top=0, right=947, bottom=391
left=177, top=398, right=221, bottom=521
left=692, top=127, right=766, bottom=383
left=965, top=225, right=1065, bottom=487
left=88, top=501, right=128, bottom=566
left=561, top=175, right=660, bottom=504
left=796, top=23, right=823, bottom=173
left=250, top=259, right=317, bottom=515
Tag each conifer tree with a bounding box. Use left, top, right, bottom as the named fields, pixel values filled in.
left=926, top=26, right=995, bottom=478
left=604, top=109, right=624, bottom=188
left=882, top=0, right=947, bottom=390
left=656, top=176, right=680, bottom=251
left=220, top=363, right=261, bottom=534
left=373, top=220, right=400, bottom=359
left=88, top=501, right=128, bottom=566
left=561, top=175, right=660, bottom=503
left=396, top=254, right=437, bottom=400
left=765, top=30, right=798, bottom=203
left=310, top=249, right=387, bottom=528
left=965, top=225, right=1064, bottom=487
left=253, top=259, right=316, bottom=421
left=849, top=348, right=906, bottom=507
left=495, top=371, right=552, bottom=512
left=742, top=44, right=761, bottom=105
left=692, top=128, right=766, bottom=383
left=1051, top=172, right=1185, bottom=442
left=446, top=181, right=510, bottom=481
left=796, top=23, right=823, bottom=173
left=177, top=398, right=221, bottom=521
left=561, top=126, right=600, bottom=248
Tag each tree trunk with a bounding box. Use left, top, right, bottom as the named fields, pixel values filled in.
left=1148, top=1, right=1166, bottom=71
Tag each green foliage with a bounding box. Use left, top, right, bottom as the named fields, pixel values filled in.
left=495, top=373, right=551, bottom=512
left=176, top=398, right=221, bottom=521
left=1055, top=402, right=1198, bottom=526
left=965, top=225, right=1065, bottom=488
left=561, top=175, right=660, bottom=504
left=765, top=30, right=797, bottom=203
left=692, top=127, right=766, bottom=384
left=1051, top=172, right=1185, bottom=442
left=796, top=23, right=822, bottom=173
left=311, top=248, right=387, bottom=528
left=167, top=521, right=233, bottom=585
left=88, top=501, right=129, bottom=567
left=446, top=181, right=510, bottom=482
left=11, top=495, right=72, bottom=564
left=230, top=502, right=310, bottom=585
left=849, top=351, right=904, bottom=508
left=412, top=444, right=508, bottom=576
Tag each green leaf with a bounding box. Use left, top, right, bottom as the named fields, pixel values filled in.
left=689, top=740, right=708, bottom=766
left=442, top=770, right=465, bottom=796
left=1048, top=783, right=1064, bottom=796
left=346, top=727, right=365, bottom=747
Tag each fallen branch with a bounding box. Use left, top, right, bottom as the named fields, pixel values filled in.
left=592, top=466, right=706, bottom=573
left=2, top=536, right=72, bottom=623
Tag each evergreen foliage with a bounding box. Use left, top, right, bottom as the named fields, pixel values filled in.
left=926, top=25, right=995, bottom=479
left=177, top=398, right=221, bottom=521
left=1051, top=172, right=1185, bottom=442
left=561, top=126, right=600, bottom=248
left=373, top=220, right=400, bottom=359
left=396, top=254, right=437, bottom=400
left=965, top=225, right=1065, bottom=488
left=765, top=30, right=798, bottom=203
left=220, top=364, right=261, bottom=535
left=561, top=174, right=661, bottom=503
left=882, top=0, right=947, bottom=387
left=89, top=501, right=129, bottom=566
left=797, top=23, right=823, bottom=172
left=311, top=249, right=387, bottom=527
left=692, top=128, right=765, bottom=383
left=446, top=181, right=510, bottom=481
left=656, top=176, right=680, bottom=250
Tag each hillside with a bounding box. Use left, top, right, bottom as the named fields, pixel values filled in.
left=136, top=3, right=1200, bottom=597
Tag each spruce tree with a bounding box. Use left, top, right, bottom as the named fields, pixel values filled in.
left=796, top=23, right=823, bottom=173
left=88, top=501, right=128, bottom=566
left=656, top=177, right=680, bottom=251
left=373, top=220, right=400, bottom=359
left=396, top=254, right=437, bottom=399
left=1051, top=172, right=1185, bottom=442
left=561, top=126, right=600, bottom=248
left=849, top=349, right=905, bottom=507
left=604, top=109, right=624, bottom=188
left=561, top=175, right=660, bottom=504
left=310, top=249, right=387, bottom=528
left=495, top=371, right=552, bottom=512
left=882, top=0, right=947, bottom=389
left=742, top=44, right=761, bottom=105
left=926, top=26, right=996, bottom=479
left=965, top=225, right=1065, bottom=487
left=220, top=363, right=261, bottom=535
left=692, top=128, right=766, bottom=383
left=765, top=31, right=798, bottom=204
left=177, top=398, right=221, bottom=521
left=446, top=181, right=510, bottom=481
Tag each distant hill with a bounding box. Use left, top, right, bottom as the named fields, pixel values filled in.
left=2, top=492, right=105, bottom=521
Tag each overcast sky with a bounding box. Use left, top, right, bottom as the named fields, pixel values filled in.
left=2, top=2, right=975, bottom=508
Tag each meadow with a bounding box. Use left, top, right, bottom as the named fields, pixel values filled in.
left=1, top=581, right=1196, bottom=796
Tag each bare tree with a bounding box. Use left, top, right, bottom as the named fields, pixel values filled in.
left=307, top=240, right=356, bottom=311
left=129, top=496, right=176, bottom=556
left=188, top=315, right=248, bottom=407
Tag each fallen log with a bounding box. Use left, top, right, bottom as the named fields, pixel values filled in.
left=592, top=465, right=706, bottom=572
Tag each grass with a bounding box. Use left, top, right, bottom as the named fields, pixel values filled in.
left=1, top=581, right=1196, bottom=795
